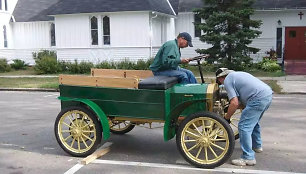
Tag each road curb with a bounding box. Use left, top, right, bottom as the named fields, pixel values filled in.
left=0, top=88, right=59, bottom=92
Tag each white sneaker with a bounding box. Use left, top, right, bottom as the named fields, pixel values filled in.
left=253, top=147, right=263, bottom=153
left=232, top=158, right=256, bottom=166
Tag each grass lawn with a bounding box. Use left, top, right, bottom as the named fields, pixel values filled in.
left=0, top=77, right=58, bottom=89
left=0, top=67, right=37, bottom=76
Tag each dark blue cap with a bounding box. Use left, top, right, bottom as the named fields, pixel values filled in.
left=178, top=32, right=193, bottom=47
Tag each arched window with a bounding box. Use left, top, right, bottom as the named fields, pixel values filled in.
left=3, top=25, right=7, bottom=48
left=4, top=0, right=8, bottom=11
left=91, top=16, right=98, bottom=45
left=103, top=16, right=110, bottom=45
left=51, top=23, right=56, bottom=46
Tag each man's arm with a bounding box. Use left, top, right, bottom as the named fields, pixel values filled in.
left=225, top=97, right=239, bottom=120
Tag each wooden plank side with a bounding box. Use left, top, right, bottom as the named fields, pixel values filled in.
left=59, top=75, right=97, bottom=86
left=96, top=77, right=138, bottom=88
left=59, top=74, right=138, bottom=88
left=91, top=69, right=153, bottom=79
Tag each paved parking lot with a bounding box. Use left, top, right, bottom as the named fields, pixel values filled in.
left=0, top=91, right=306, bottom=174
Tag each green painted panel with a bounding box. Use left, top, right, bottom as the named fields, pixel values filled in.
left=170, top=83, right=208, bottom=112
left=59, top=85, right=166, bottom=120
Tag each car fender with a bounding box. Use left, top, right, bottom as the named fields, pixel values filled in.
left=58, top=96, right=110, bottom=140
left=164, top=99, right=205, bottom=141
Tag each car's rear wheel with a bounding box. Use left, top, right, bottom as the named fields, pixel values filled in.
left=109, top=120, right=135, bottom=134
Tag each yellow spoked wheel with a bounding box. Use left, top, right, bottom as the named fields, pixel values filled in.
left=176, top=111, right=235, bottom=168
left=54, top=106, right=102, bottom=157
left=109, top=120, right=135, bottom=135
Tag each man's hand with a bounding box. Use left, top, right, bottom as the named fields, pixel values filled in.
left=181, top=58, right=190, bottom=64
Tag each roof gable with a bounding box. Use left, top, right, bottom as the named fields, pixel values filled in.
left=12, top=0, right=178, bottom=22
left=47, top=0, right=176, bottom=16
left=13, top=0, right=61, bottom=22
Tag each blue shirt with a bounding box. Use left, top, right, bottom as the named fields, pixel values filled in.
left=224, top=72, right=273, bottom=105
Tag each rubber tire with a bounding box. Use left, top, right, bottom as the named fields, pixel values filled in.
left=54, top=106, right=102, bottom=157
left=176, top=111, right=235, bottom=169
left=110, top=123, right=135, bottom=135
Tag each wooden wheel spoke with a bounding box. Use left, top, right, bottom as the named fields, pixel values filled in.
left=204, top=147, right=208, bottom=161
left=183, top=139, right=197, bottom=143
left=70, top=137, right=76, bottom=147
left=196, top=146, right=203, bottom=158
left=77, top=137, right=81, bottom=151
left=81, top=123, right=93, bottom=129
left=62, top=122, right=73, bottom=129
left=211, top=142, right=225, bottom=151
left=209, top=127, right=222, bottom=138
left=82, top=130, right=95, bottom=133
left=208, top=122, right=215, bottom=134
left=186, top=129, right=201, bottom=139
left=61, top=130, right=72, bottom=133
left=208, top=145, right=218, bottom=158
left=187, top=142, right=200, bottom=152
left=81, top=136, right=89, bottom=148
left=68, top=115, right=76, bottom=127
left=192, top=123, right=203, bottom=136
left=64, top=134, right=73, bottom=141
left=82, top=133, right=94, bottom=142
left=212, top=138, right=227, bottom=142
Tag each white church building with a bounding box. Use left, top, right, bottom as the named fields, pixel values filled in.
left=0, top=0, right=306, bottom=74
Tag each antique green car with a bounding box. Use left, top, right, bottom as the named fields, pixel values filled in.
left=54, top=57, right=240, bottom=168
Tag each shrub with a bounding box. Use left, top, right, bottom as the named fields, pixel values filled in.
left=134, top=59, right=148, bottom=70
left=11, top=59, right=28, bottom=70
left=116, top=59, right=136, bottom=70
left=33, top=50, right=59, bottom=74
left=0, top=58, right=11, bottom=72
left=58, top=61, right=70, bottom=73
left=34, top=56, right=60, bottom=74
left=257, top=58, right=281, bottom=72
left=67, top=60, right=80, bottom=74
left=33, top=50, right=57, bottom=61
left=95, top=61, right=116, bottom=69
left=78, top=61, right=94, bottom=74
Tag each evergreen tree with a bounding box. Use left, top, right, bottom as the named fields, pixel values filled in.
left=194, top=0, right=262, bottom=70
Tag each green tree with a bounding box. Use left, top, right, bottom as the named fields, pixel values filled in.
left=194, top=0, right=262, bottom=70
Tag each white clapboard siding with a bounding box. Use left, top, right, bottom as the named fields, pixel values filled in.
left=56, top=47, right=157, bottom=63
left=152, top=15, right=173, bottom=46
left=111, top=12, right=150, bottom=47
left=12, top=21, right=52, bottom=49
left=55, top=14, right=90, bottom=48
